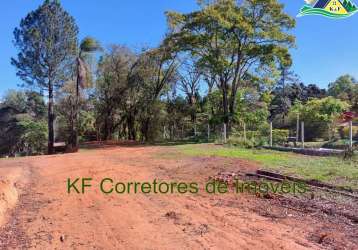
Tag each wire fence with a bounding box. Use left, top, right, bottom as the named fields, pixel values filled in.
left=162, top=120, right=356, bottom=151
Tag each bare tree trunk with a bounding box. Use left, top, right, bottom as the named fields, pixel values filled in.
left=48, top=84, right=55, bottom=155
left=127, top=114, right=136, bottom=140
left=142, top=118, right=151, bottom=142
left=72, top=69, right=80, bottom=149
left=222, top=82, right=229, bottom=128
left=104, top=117, right=110, bottom=141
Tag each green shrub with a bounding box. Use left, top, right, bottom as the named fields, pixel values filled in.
left=272, top=129, right=289, bottom=144
left=288, top=97, right=350, bottom=141
left=227, top=137, right=255, bottom=148
left=17, top=118, right=48, bottom=155
left=232, top=131, right=261, bottom=140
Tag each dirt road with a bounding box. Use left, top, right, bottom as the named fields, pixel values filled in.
left=0, top=144, right=357, bottom=249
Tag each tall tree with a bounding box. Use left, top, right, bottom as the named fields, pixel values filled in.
left=328, top=75, right=358, bottom=112
left=71, top=37, right=101, bottom=149
left=166, top=0, right=295, bottom=132
left=177, top=59, right=201, bottom=131
left=95, top=45, right=136, bottom=140
left=271, top=60, right=300, bottom=125
left=270, top=81, right=327, bottom=125
left=328, top=75, right=356, bottom=101
left=12, top=0, right=78, bottom=154
left=129, top=45, right=178, bottom=141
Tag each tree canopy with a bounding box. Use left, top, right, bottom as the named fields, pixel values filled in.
left=166, top=0, right=295, bottom=126
left=12, top=0, right=78, bottom=154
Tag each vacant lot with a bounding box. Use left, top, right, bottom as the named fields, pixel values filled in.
left=0, top=143, right=357, bottom=249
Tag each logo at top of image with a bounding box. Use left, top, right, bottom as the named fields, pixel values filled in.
left=298, top=0, right=358, bottom=18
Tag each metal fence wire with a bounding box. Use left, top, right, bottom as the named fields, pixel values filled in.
left=162, top=119, right=356, bottom=151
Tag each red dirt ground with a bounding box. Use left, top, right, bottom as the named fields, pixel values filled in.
left=0, top=144, right=357, bottom=249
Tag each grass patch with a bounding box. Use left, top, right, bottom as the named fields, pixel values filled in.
left=177, top=144, right=358, bottom=189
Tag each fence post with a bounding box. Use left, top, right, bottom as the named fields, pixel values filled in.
left=301, top=122, right=305, bottom=149
left=296, top=113, right=300, bottom=144
left=223, top=123, right=227, bottom=144
left=270, top=122, right=273, bottom=147
left=349, top=120, right=353, bottom=150
left=243, top=122, right=247, bottom=142
left=207, top=124, right=210, bottom=142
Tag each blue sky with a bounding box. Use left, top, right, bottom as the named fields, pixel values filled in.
left=0, top=0, right=357, bottom=95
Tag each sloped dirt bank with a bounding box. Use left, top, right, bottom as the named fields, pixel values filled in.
left=0, top=166, right=25, bottom=227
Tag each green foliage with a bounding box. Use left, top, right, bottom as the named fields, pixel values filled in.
left=227, top=137, right=255, bottom=148
left=166, top=0, right=295, bottom=124
left=6, top=0, right=358, bottom=154
left=293, top=97, right=349, bottom=122
left=229, top=129, right=288, bottom=148
left=12, top=0, right=79, bottom=154
left=203, top=90, right=224, bottom=125
left=2, top=90, right=46, bottom=118
left=0, top=90, right=47, bottom=156
left=234, top=87, right=270, bottom=131
left=1, top=90, right=27, bottom=112
left=79, top=110, right=96, bottom=137
left=17, top=118, right=48, bottom=155
left=128, top=46, right=178, bottom=141
left=289, top=97, right=350, bottom=140
left=270, top=80, right=327, bottom=126
left=328, top=75, right=356, bottom=100
left=12, top=1, right=78, bottom=89
left=93, top=42, right=178, bottom=142
left=272, top=129, right=289, bottom=144
left=142, top=101, right=168, bottom=142
left=95, top=45, right=137, bottom=140
left=328, top=74, right=358, bottom=112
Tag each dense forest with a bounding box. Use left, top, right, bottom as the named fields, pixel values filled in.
left=0, top=0, right=357, bottom=156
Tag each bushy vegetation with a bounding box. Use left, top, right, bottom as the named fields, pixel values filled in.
left=0, top=91, right=47, bottom=156
left=16, top=119, right=48, bottom=155
left=227, top=137, right=256, bottom=149
left=272, top=129, right=290, bottom=144
left=288, top=97, right=350, bottom=141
